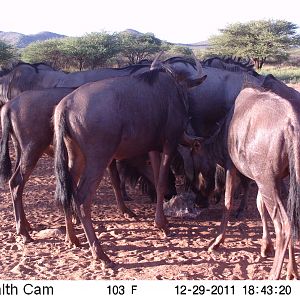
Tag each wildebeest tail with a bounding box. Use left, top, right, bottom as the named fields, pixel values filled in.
left=0, top=106, right=12, bottom=186
left=287, top=131, right=300, bottom=241
left=54, top=109, right=73, bottom=212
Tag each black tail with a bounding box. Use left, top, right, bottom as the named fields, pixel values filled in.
left=287, top=145, right=300, bottom=240
left=54, top=109, right=73, bottom=212
left=0, top=107, right=12, bottom=186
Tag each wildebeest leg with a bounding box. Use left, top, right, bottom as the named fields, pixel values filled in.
left=256, top=191, right=274, bottom=257
left=286, top=241, right=299, bottom=279
left=9, top=137, right=31, bottom=233
left=64, top=211, right=80, bottom=247
left=64, top=144, right=84, bottom=246
left=74, top=159, right=114, bottom=267
left=259, top=183, right=291, bottom=280
left=149, top=151, right=160, bottom=188
left=235, top=175, right=250, bottom=218
left=149, top=150, right=167, bottom=230
left=152, top=151, right=171, bottom=233
left=9, top=149, right=43, bottom=243
left=107, top=160, right=136, bottom=219
left=116, top=160, right=134, bottom=202
left=208, top=166, right=236, bottom=252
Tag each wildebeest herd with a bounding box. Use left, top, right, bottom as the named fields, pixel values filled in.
left=0, top=52, right=299, bottom=280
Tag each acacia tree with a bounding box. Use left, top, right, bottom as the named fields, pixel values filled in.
left=0, top=40, right=17, bottom=67
left=208, top=20, right=300, bottom=69
left=118, top=32, right=163, bottom=64
left=21, top=32, right=121, bottom=70
left=59, top=37, right=88, bottom=71
left=81, top=32, right=120, bottom=69
left=21, top=39, right=66, bottom=69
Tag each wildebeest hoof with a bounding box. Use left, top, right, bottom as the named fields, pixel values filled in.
left=286, top=272, right=298, bottom=280
left=65, top=236, right=81, bottom=248
left=22, top=235, right=34, bottom=244
left=207, top=241, right=221, bottom=253
left=260, top=242, right=274, bottom=258
left=101, top=260, right=116, bottom=270
left=123, top=210, right=137, bottom=220
left=159, top=227, right=171, bottom=238
left=24, top=222, right=33, bottom=232
left=123, top=196, right=134, bottom=202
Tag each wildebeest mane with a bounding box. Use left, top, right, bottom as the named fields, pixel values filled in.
left=128, top=63, right=151, bottom=75
left=133, top=68, right=162, bottom=85
left=203, top=56, right=255, bottom=73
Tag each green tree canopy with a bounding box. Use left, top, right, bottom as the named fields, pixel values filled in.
left=0, top=40, right=17, bottom=67
left=208, top=20, right=300, bottom=69
left=118, top=32, right=163, bottom=64
left=21, top=39, right=66, bottom=69
left=80, top=32, right=120, bottom=69
left=59, top=33, right=120, bottom=70
left=167, top=45, right=193, bottom=56
left=21, top=32, right=121, bottom=70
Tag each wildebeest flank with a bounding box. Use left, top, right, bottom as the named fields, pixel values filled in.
left=54, top=55, right=206, bottom=266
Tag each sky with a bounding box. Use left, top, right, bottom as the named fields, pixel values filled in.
left=1, top=0, right=299, bottom=44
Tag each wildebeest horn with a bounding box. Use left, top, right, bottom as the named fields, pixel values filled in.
left=150, top=51, right=164, bottom=70
left=191, top=51, right=203, bottom=76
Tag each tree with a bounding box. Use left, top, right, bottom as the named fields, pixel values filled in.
left=167, top=45, right=193, bottom=56
left=0, top=40, right=17, bottom=67
left=59, top=37, right=88, bottom=71
left=21, top=32, right=121, bottom=71
left=118, top=32, right=163, bottom=64
left=21, top=39, right=66, bottom=69
left=208, top=20, right=300, bottom=69
left=80, top=32, right=120, bottom=69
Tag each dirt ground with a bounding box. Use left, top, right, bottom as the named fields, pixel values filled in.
left=1, top=153, right=299, bottom=281
left=0, top=84, right=300, bottom=281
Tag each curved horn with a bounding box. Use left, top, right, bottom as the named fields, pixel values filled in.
left=191, top=51, right=203, bottom=76
left=150, top=51, right=164, bottom=70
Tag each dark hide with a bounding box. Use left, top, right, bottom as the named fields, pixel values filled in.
left=193, top=86, right=300, bottom=279
left=53, top=63, right=206, bottom=265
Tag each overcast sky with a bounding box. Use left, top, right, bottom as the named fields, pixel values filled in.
left=1, top=0, right=299, bottom=44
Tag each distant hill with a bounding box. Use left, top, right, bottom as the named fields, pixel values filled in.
left=0, top=29, right=208, bottom=49
left=121, top=29, right=208, bottom=49
left=122, top=29, right=144, bottom=36
left=0, top=31, right=66, bottom=48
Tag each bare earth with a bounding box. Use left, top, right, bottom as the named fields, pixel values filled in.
left=1, top=153, right=299, bottom=281
left=0, top=84, right=300, bottom=281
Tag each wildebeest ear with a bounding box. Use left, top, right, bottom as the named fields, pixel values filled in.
left=180, top=132, right=204, bottom=147
left=187, top=75, right=207, bottom=88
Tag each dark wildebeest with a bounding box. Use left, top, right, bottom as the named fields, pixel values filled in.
left=0, top=62, right=178, bottom=243
left=0, top=87, right=177, bottom=243
left=192, top=84, right=300, bottom=279
left=0, top=57, right=263, bottom=246
left=53, top=54, right=207, bottom=266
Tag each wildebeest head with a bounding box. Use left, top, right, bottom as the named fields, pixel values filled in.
left=178, top=115, right=228, bottom=206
